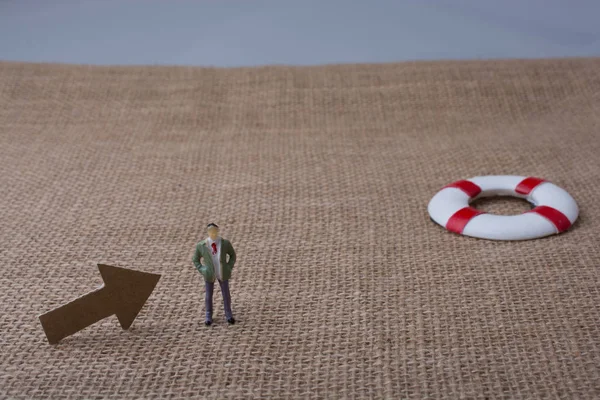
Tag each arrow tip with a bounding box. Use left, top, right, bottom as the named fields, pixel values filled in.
left=98, top=264, right=161, bottom=330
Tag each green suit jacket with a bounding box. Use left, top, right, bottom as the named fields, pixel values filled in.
left=192, top=238, right=236, bottom=282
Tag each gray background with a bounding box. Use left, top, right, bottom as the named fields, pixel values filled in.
left=1, top=0, right=600, bottom=67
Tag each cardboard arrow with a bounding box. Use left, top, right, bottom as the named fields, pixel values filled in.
left=39, top=264, right=161, bottom=344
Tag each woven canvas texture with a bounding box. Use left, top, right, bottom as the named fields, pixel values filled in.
left=1, top=58, right=599, bottom=399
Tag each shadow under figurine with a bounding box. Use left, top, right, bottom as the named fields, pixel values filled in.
left=192, top=223, right=237, bottom=326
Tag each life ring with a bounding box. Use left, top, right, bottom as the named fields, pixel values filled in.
left=428, top=176, right=579, bottom=240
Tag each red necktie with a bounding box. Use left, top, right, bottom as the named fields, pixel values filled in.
left=211, top=242, right=217, bottom=255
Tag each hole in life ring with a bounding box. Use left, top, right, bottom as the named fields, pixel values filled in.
left=470, top=196, right=534, bottom=215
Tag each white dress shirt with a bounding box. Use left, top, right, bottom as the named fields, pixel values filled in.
left=207, top=236, right=222, bottom=281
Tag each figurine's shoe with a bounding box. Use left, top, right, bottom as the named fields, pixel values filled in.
left=227, top=317, right=235, bottom=325
left=205, top=320, right=213, bottom=326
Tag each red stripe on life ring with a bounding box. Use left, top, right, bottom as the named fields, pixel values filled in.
left=516, top=177, right=545, bottom=195
left=529, top=206, right=571, bottom=233
left=444, top=180, right=482, bottom=198
left=446, top=207, right=485, bottom=234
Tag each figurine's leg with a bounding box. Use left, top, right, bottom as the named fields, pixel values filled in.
left=204, top=281, right=214, bottom=325
left=218, top=280, right=234, bottom=323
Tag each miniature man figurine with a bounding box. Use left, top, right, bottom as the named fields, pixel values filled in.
left=192, top=223, right=237, bottom=326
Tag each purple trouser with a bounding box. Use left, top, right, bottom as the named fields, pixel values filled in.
left=205, top=280, right=233, bottom=320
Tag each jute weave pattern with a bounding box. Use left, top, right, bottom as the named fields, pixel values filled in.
left=1, top=58, right=599, bottom=399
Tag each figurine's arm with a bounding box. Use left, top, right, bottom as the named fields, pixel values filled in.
left=227, top=241, right=236, bottom=269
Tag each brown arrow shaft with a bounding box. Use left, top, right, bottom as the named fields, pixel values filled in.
left=39, top=285, right=116, bottom=344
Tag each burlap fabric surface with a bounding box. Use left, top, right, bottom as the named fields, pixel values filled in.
left=1, top=58, right=599, bottom=399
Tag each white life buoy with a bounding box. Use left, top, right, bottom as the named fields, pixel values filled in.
left=428, top=175, right=579, bottom=240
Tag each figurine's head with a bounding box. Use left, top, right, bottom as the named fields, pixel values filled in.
left=207, top=223, right=219, bottom=240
